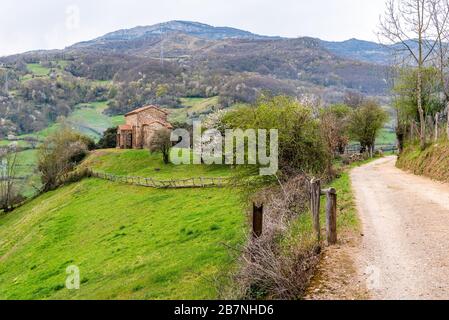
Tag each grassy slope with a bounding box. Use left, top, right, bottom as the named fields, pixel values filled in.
left=0, top=102, right=125, bottom=196
left=376, top=128, right=397, bottom=146
left=4, top=150, right=40, bottom=198
left=83, top=149, right=231, bottom=179
left=24, top=101, right=124, bottom=142
left=397, top=141, right=449, bottom=183
left=0, top=150, right=246, bottom=300
left=67, top=101, right=124, bottom=140
left=26, top=63, right=51, bottom=76
left=1, top=101, right=124, bottom=145
left=168, top=97, right=220, bottom=123
left=167, top=97, right=247, bottom=124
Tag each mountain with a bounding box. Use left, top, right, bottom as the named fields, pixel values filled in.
left=74, top=21, right=276, bottom=48
left=0, top=21, right=392, bottom=137
left=71, top=20, right=392, bottom=64
left=320, top=38, right=392, bottom=65
left=65, top=21, right=389, bottom=99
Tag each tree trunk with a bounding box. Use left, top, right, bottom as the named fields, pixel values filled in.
left=417, top=69, right=426, bottom=149
left=435, top=112, right=440, bottom=143
left=447, top=103, right=449, bottom=140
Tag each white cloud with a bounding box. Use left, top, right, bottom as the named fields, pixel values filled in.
left=0, top=0, right=386, bottom=56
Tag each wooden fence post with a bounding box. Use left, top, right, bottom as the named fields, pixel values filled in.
left=310, top=178, right=321, bottom=242
left=252, top=203, right=263, bottom=238
left=325, top=188, right=337, bottom=245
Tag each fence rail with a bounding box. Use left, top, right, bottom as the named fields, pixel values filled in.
left=91, top=171, right=230, bottom=189
left=345, top=144, right=398, bottom=154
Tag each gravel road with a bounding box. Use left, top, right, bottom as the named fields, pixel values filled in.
left=351, top=156, right=449, bottom=300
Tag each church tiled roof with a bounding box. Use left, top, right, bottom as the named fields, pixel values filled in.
left=125, top=105, right=168, bottom=117
left=118, top=124, right=132, bottom=130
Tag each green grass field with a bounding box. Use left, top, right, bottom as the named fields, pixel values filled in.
left=0, top=150, right=246, bottom=299
left=168, top=97, right=249, bottom=124
left=376, top=128, right=397, bottom=146
left=83, top=149, right=231, bottom=179
left=26, top=63, right=51, bottom=77
left=56, top=60, right=70, bottom=69
left=0, top=101, right=125, bottom=198
left=67, top=101, right=124, bottom=140
left=1, top=101, right=125, bottom=144
left=14, top=150, right=40, bottom=197
left=168, top=97, right=220, bottom=123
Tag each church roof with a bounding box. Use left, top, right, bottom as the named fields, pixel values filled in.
left=118, top=124, right=132, bottom=131
left=125, top=105, right=168, bottom=117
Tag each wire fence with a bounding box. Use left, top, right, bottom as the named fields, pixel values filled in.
left=91, top=171, right=231, bottom=189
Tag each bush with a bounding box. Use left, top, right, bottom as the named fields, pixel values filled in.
left=224, top=175, right=320, bottom=300
left=348, top=99, right=389, bottom=155
left=63, top=168, right=93, bottom=184
left=79, top=136, right=96, bottom=151
left=222, top=95, right=329, bottom=178
left=38, top=126, right=91, bottom=191
left=97, top=127, right=118, bottom=149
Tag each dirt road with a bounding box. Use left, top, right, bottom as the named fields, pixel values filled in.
left=351, top=156, right=449, bottom=300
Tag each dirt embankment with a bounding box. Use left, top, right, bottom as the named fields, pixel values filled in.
left=397, top=143, right=449, bottom=183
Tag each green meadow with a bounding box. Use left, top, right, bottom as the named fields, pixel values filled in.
left=0, top=150, right=246, bottom=299
left=83, top=149, right=231, bottom=179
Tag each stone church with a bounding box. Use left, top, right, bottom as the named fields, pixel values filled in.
left=116, top=105, right=173, bottom=149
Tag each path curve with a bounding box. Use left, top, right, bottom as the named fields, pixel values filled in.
left=352, top=156, right=449, bottom=300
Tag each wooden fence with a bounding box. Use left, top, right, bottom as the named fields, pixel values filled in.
left=250, top=178, right=338, bottom=246
left=91, top=171, right=230, bottom=189
left=310, top=178, right=337, bottom=245
left=345, top=144, right=398, bottom=154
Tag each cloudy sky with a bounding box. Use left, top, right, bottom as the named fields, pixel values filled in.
left=0, top=0, right=386, bottom=57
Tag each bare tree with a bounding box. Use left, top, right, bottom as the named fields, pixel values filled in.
left=0, top=146, right=20, bottom=213
left=430, top=0, right=449, bottom=138
left=149, top=129, right=172, bottom=164
left=379, top=0, right=446, bottom=148
left=343, top=91, right=365, bottom=109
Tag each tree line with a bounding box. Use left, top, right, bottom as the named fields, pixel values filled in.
left=379, top=0, right=449, bottom=149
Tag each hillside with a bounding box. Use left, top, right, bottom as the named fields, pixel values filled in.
left=397, top=142, right=449, bottom=183
left=0, top=149, right=246, bottom=299
left=0, top=21, right=392, bottom=141
left=65, top=22, right=389, bottom=97
left=320, top=39, right=392, bottom=65
left=72, top=20, right=391, bottom=64
left=73, top=21, right=276, bottom=48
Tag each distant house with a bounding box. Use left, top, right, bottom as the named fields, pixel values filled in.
left=116, top=105, right=173, bottom=149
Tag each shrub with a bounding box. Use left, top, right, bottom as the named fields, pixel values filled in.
left=320, top=104, right=351, bottom=175
left=79, top=136, right=96, bottom=151
left=63, top=168, right=93, bottom=184
left=38, top=126, right=91, bottom=191
left=348, top=99, right=389, bottom=155
left=222, top=95, right=329, bottom=178
left=223, top=175, right=320, bottom=300
left=97, top=127, right=118, bottom=149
